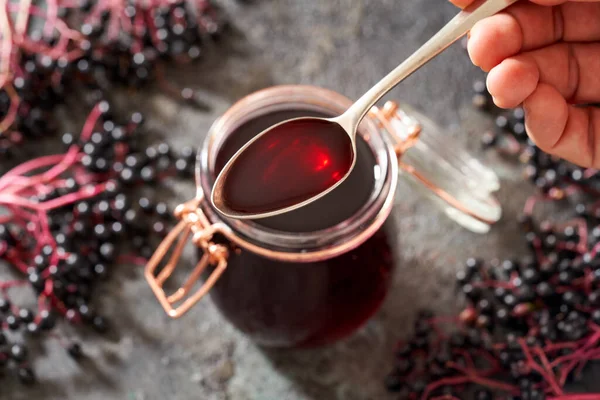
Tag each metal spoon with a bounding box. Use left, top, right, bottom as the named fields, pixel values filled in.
left=212, top=0, right=517, bottom=219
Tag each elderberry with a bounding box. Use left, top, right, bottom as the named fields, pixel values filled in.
left=0, top=102, right=199, bottom=386
left=386, top=158, right=600, bottom=397
left=17, top=367, right=35, bottom=385
left=67, top=343, right=84, bottom=360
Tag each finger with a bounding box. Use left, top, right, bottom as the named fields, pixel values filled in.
left=467, top=13, right=525, bottom=71
left=531, top=0, right=600, bottom=5
left=467, top=2, right=600, bottom=71
left=559, top=2, right=600, bottom=42
left=529, top=0, right=570, bottom=4
left=449, top=0, right=473, bottom=8
left=450, top=0, right=599, bottom=8
left=486, top=57, right=538, bottom=108
left=524, top=83, right=600, bottom=168
left=487, top=43, right=600, bottom=108
left=468, top=3, right=555, bottom=71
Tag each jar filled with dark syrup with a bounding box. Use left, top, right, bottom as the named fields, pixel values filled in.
left=201, top=87, right=399, bottom=347
left=145, top=85, right=502, bottom=348
left=208, top=112, right=395, bottom=346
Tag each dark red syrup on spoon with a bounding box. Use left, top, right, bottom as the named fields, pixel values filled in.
left=220, top=119, right=354, bottom=215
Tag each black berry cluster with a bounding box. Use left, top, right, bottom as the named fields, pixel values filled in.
left=0, top=0, right=234, bottom=388
left=0, top=0, right=222, bottom=159
left=386, top=222, right=600, bottom=400
left=0, top=102, right=197, bottom=384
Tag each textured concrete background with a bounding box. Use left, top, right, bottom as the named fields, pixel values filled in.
left=2, top=1, right=550, bottom=399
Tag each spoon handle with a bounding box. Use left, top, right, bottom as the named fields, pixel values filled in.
left=339, top=0, right=519, bottom=132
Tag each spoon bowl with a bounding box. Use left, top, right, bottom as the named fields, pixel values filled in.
left=212, top=0, right=518, bottom=220
left=211, top=116, right=356, bottom=219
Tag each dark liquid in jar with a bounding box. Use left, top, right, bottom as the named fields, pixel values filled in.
left=209, top=109, right=396, bottom=347
left=219, top=119, right=353, bottom=215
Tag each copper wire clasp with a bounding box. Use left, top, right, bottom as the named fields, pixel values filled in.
left=371, top=101, right=497, bottom=226
left=144, top=197, right=228, bottom=318
left=376, top=101, right=422, bottom=157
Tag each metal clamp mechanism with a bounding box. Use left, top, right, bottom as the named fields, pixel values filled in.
left=375, top=101, right=422, bottom=157
left=144, top=197, right=228, bottom=318
left=370, top=101, right=500, bottom=229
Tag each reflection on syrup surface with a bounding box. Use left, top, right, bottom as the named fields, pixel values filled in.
left=220, top=118, right=353, bottom=216
left=214, top=110, right=375, bottom=233
left=207, top=109, right=397, bottom=347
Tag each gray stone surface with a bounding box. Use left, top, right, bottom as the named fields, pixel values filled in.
left=0, top=1, right=579, bottom=399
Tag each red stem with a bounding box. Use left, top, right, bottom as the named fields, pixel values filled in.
left=519, top=339, right=563, bottom=396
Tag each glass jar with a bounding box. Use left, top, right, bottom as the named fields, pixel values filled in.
left=144, top=85, right=501, bottom=348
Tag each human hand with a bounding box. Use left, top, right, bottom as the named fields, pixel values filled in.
left=451, top=0, right=600, bottom=167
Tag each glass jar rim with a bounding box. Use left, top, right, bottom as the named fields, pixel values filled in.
left=196, top=85, right=398, bottom=257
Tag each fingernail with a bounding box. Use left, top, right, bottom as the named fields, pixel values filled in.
left=491, top=96, right=500, bottom=108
